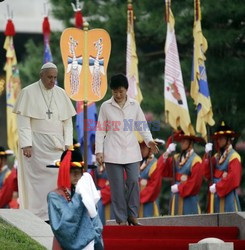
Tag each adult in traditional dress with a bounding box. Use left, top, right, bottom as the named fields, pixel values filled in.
left=203, top=121, right=242, bottom=212
left=162, top=131, right=204, bottom=215
left=0, top=147, right=17, bottom=208
left=139, top=140, right=165, bottom=217
left=0, top=147, right=12, bottom=190
left=47, top=149, right=103, bottom=250
left=13, top=62, right=76, bottom=221
left=0, top=158, right=18, bottom=208
left=95, top=74, right=159, bottom=225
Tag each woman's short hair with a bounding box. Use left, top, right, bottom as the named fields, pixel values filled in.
left=110, top=74, right=129, bottom=90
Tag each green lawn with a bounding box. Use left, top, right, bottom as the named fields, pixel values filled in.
left=0, top=218, right=46, bottom=250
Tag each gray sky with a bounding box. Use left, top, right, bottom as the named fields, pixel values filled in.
left=0, top=0, right=63, bottom=33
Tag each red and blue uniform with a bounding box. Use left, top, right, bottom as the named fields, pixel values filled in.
left=160, top=151, right=203, bottom=215
left=203, top=147, right=242, bottom=212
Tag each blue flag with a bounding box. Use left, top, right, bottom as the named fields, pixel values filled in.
left=44, top=36, right=53, bottom=63
left=42, top=16, right=53, bottom=63
left=76, top=102, right=97, bottom=165
left=190, top=1, right=214, bottom=141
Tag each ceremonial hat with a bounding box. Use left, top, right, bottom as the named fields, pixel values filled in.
left=41, top=62, right=57, bottom=70
left=173, top=130, right=205, bottom=143
left=212, top=121, right=239, bottom=139
left=110, top=74, right=128, bottom=89
left=47, top=149, right=84, bottom=169
left=56, top=149, right=84, bottom=189
left=0, top=146, right=14, bottom=157
left=73, top=138, right=81, bottom=149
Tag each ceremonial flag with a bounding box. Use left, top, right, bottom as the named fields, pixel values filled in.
left=72, top=3, right=98, bottom=164
left=42, top=16, right=53, bottom=63
left=190, top=0, right=215, bottom=141
left=164, top=0, right=194, bottom=135
left=126, top=1, right=143, bottom=103
left=4, top=18, right=21, bottom=155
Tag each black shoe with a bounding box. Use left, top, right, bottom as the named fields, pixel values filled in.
left=127, top=216, right=142, bottom=226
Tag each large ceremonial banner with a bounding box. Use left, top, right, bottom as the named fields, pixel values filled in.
left=126, top=1, right=143, bottom=103
left=190, top=0, right=214, bottom=141
left=164, top=1, right=194, bottom=135
left=4, top=18, right=21, bottom=155
left=60, top=28, right=111, bottom=101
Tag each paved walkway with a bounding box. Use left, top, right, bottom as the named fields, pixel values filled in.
left=0, top=209, right=53, bottom=249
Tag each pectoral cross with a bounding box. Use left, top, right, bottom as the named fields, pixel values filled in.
left=46, top=109, right=53, bottom=119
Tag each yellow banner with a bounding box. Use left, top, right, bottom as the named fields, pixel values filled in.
left=4, top=36, right=21, bottom=155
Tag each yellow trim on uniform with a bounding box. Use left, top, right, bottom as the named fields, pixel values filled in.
left=174, top=154, right=179, bottom=161
left=139, top=204, right=143, bottom=217
left=105, top=204, right=110, bottom=221
left=197, top=204, right=201, bottom=214
left=3, top=170, right=11, bottom=183
left=171, top=195, right=176, bottom=216
left=191, top=155, right=202, bottom=169
left=220, top=198, right=225, bottom=212
left=153, top=202, right=160, bottom=216
left=139, top=202, right=159, bottom=217
left=192, top=155, right=202, bottom=165
left=210, top=193, right=214, bottom=213
left=229, top=151, right=241, bottom=163
left=178, top=196, right=183, bottom=215
left=148, top=161, right=157, bottom=177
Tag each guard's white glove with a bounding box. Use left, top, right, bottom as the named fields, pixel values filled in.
left=75, top=173, right=100, bottom=218
left=75, top=178, right=83, bottom=195
left=171, top=184, right=179, bottom=193
left=166, top=143, right=177, bottom=155
left=209, top=183, right=216, bottom=194
left=205, top=143, right=213, bottom=154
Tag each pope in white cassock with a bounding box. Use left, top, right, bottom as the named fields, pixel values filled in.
left=13, top=62, right=76, bottom=221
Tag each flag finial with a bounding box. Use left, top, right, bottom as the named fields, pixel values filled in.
left=71, top=0, right=84, bottom=29
left=128, top=0, right=133, bottom=12
left=6, top=4, right=13, bottom=20
left=43, top=2, right=49, bottom=17
left=71, top=0, right=84, bottom=12
left=5, top=5, right=15, bottom=36
left=83, top=20, right=89, bottom=30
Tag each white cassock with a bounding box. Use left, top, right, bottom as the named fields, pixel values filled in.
left=13, top=80, right=76, bottom=220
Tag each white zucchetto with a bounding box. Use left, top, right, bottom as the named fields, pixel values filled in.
left=41, top=62, right=57, bottom=70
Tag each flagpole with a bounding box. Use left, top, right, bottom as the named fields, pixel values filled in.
left=83, top=21, right=89, bottom=172
left=170, top=130, right=176, bottom=216
left=192, top=0, right=215, bottom=213
left=206, top=125, right=213, bottom=183
left=207, top=124, right=214, bottom=213
left=71, top=1, right=87, bottom=169
left=171, top=131, right=176, bottom=184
